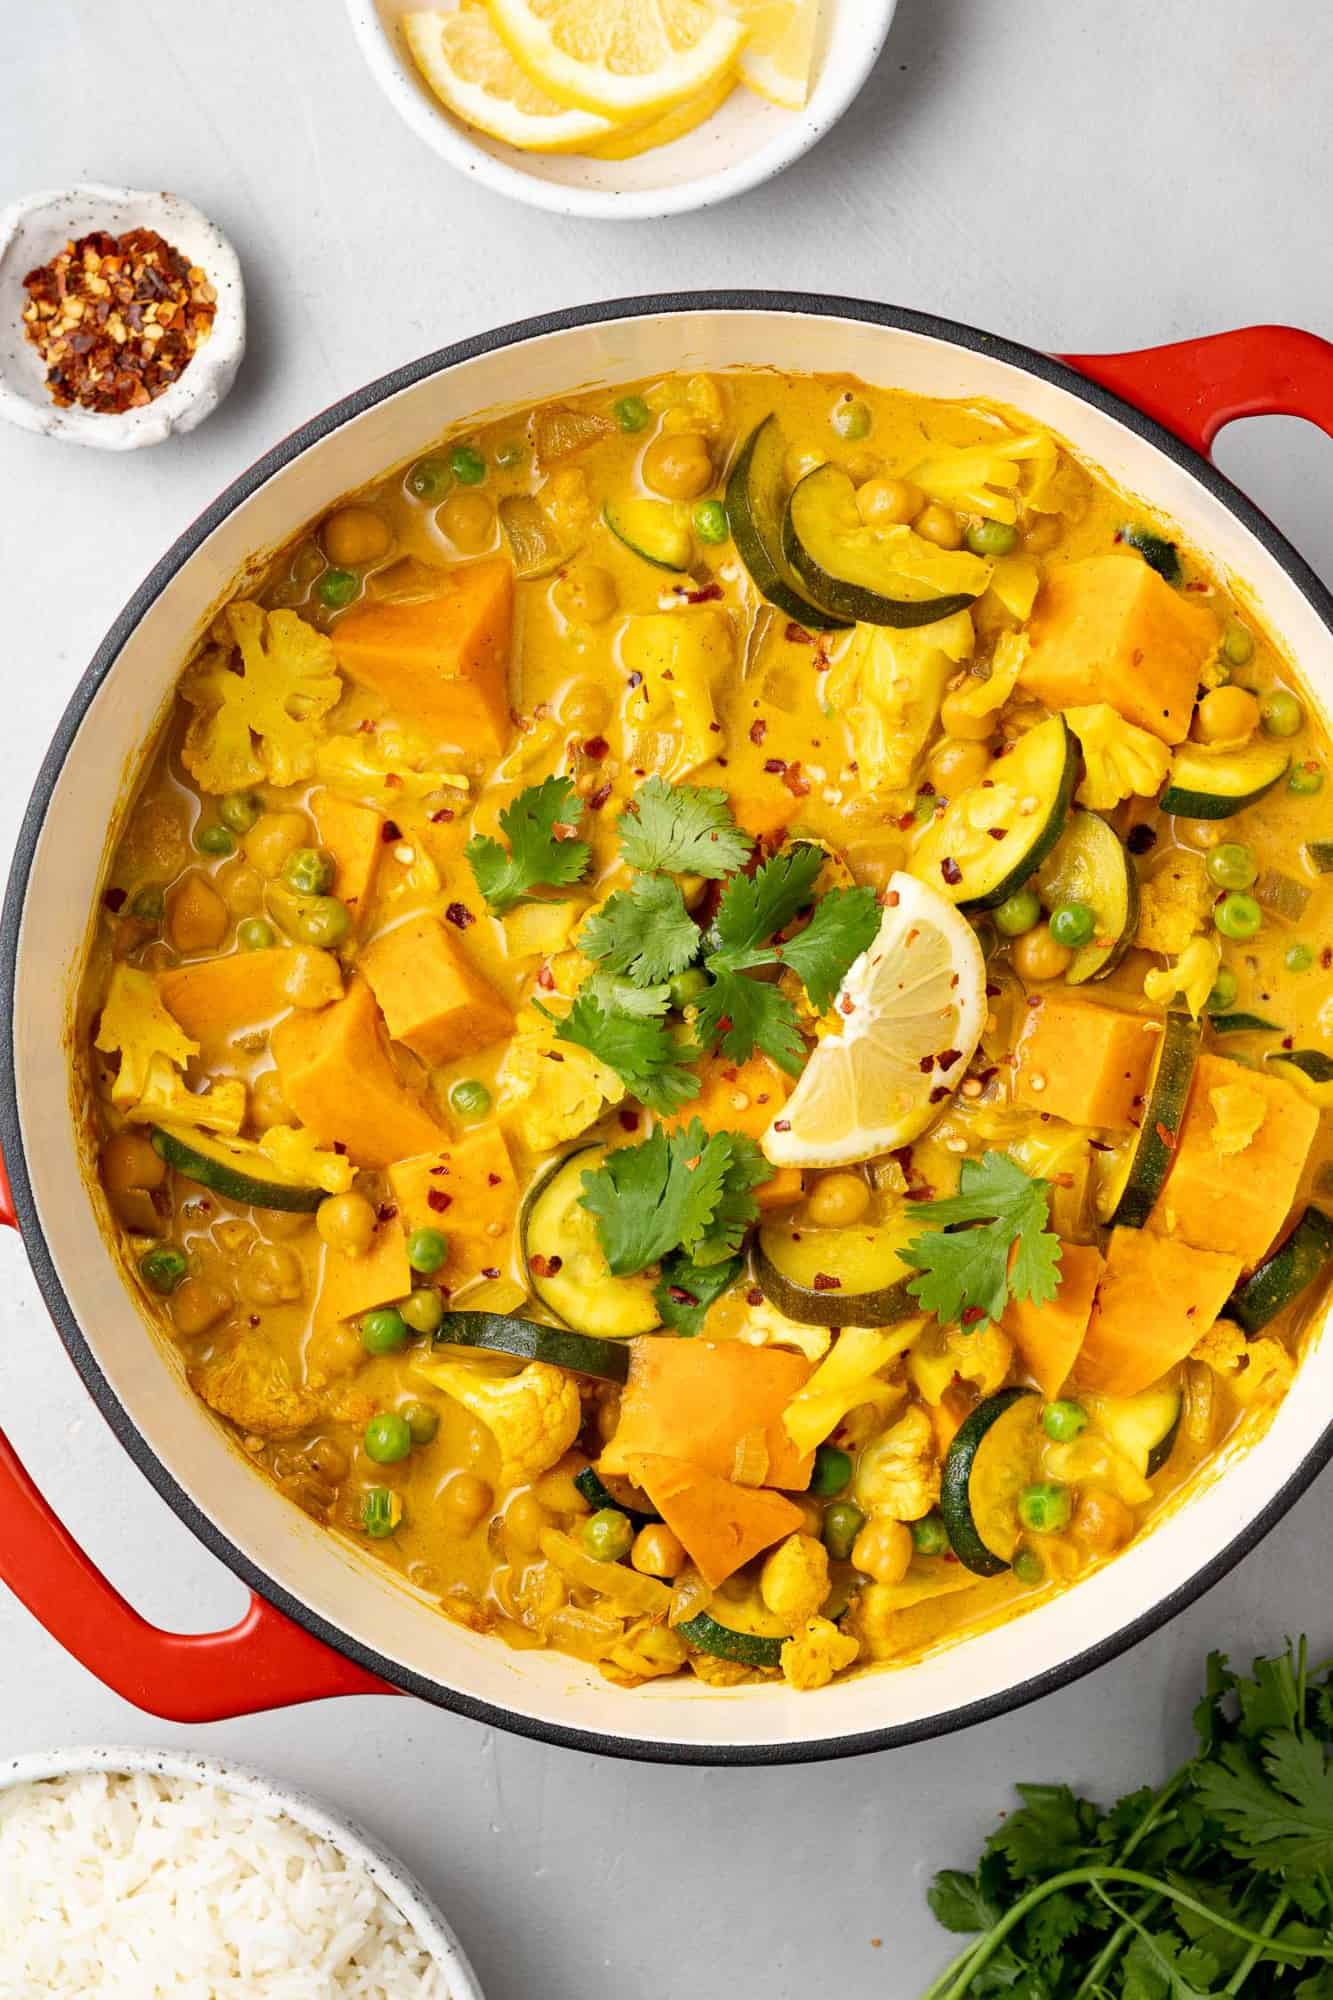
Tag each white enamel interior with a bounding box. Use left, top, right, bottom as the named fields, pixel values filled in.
left=15, top=306, right=1333, bottom=1755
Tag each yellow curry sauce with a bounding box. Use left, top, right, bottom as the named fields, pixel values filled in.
left=80, top=370, right=1333, bottom=1692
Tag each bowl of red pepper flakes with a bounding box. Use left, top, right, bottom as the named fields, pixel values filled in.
left=0, top=185, right=244, bottom=450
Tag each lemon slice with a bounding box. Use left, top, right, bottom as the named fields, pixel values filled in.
left=579, top=62, right=736, bottom=157
left=403, top=6, right=620, bottom=152
left=725, top=0, right=822, bottom=109
left=763, top=872, right=987, bottom=1169
left=484, top=0, right=747, bottom=119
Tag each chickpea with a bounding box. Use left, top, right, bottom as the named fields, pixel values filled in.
left=1012, top=926, right=1074, bottom=983
left=1193, top=685, right=1260, bottom=745
left=783, top=443, right=826, bottom=488
left=631, top=1524, right=687, bottom=1579
left=243, top=810, right=311, bottom=879
left=939, top=687, right=997, bottom=742
left=1023, top=514, right=1063, bottom=554
left=851, top=1515, right=914, bottom=1586
left=503, top=1490, right=548, bottom=1554
left=170, top=1276, right=232, bottom=1338
left=241, top=1241, right=304, bottom=1307
left=913, top=502, right=964, bottom=550
left=248, top=1069, right=291, bottom=1133
left=807, top=1171, right=870, bottom=1228
left=284, top=947, right=341, bottom=1010
left=855, top=475, right=923, bottom=528
left=166, top=872, right=227, bottom=954
left=308, top=1321, right=364, bottom=1385
left=216, top=859, right=265, bottom=919
left=533, top=1455, right=590, bottom=1514
left=642, top=431, right=713, bottom=501
left=103, top=1131, right=166, bottom=1199
left=554, top=566, right=619, bottom=630
left=1070, top=1487, right=1136, bottom=1556
left=316, top=1191, right=377, bottom=1258
left=928, top=736, right=992, bottom=794
left=440, top=1472, right=494, bottom=1535
left=844, top=450, right=882, bottom=486
left=309, top=1437, right=349, bottom=1483
left=438, top=491, right=495, bottom=554
left=322, top=505, right=393, bottom=567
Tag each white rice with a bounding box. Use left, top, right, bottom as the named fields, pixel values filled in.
left=0, top=1771, right=453, bottom=1999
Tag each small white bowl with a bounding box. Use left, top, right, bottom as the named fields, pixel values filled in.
left=0, top=1745, right=484, bottom=1997
left=0, top=185, right=245, bottom=451
left=344, top=0, right=898, bottom=220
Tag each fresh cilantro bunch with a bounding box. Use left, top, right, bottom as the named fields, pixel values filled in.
left=920, top=1638, right=1333, bottom=1999
left=466, top=776, right=591, bottom=914
left=902, top=1152, right=1062, bottom=1330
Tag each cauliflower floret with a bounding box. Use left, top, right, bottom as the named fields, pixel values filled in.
left=497, top=1003, right=624, bottom=1152
left=852, top=1405, right=940, bottom=1521
left=780, top=1615, right=860, bottom=1691
left=96, top=965, right=198, bottom=1107
left=128, top=1056, right=247, bottom=1136
left=908, top=431, right=1059, bottom=526
left=1208, top=1081, right=1267, bottom=1159
left=760, top=1533, right=830, bottom=1631
left=602, top=1620, right=688, bottom=1686
left=191, top=1339, right=321, bottom=1439
left=782, top=1324, right=916, bottom=1457
left=1192, top=1321, right=1295, bottom=1406
left=622, top=611, right=733, bottom=783
left=412, top=1354, right=581, bottom=1486
left=313, top=733, right=468, bottom=807
left=1136, top=852, right=1213, bottom=956
left=1066, top=703, right=1172, bottom=810
left=181, top=602, right=342, bottom=795
left=258, top=1125, right=354, bottom=1196
left=824, top=609, right=974, bottom=796
left=930, top=629, right=1028, bottom=738
left=1144, top=933, right=1221, bottom=1020
left=908, top=1321, right=1013, bottom=1405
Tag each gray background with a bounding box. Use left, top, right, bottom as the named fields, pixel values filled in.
left=2, top=2, right=1331, bottom=1993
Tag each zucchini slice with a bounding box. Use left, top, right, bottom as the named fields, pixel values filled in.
left=521, top=1149, right=662, bottom=1338
left=1304, top=840, right=1333, bottom=875
left=911, top=715, right=1078, bottom=912
left=1160, top=740, right=1290, bottom=819
left=940, top=1387, right=1041, bottom=1576
left=603, top=497, right=692, bottom=572
left=1208, top=1012, right=1282, bottom=1035
left=1266, top=1048, right=1333, bottom=1088
left=437, top=1311, right=631, bottom=1383
left=1086, top=1377, right=1183, bottom=1477
left=677, top=1611, right=783, bottom=1670
left=725, top=417, right=850, bottom=631
left=1100, top=1009, right=1202, bottom=1230
left=574, top=1465, right=659, bottom=1522
left=1228, top=1206, right=1333, bottom=1334
left=1035, top=810, right=1139, bottom=984
left=150, top=1126, right=326, bottom=1212
left=781, top=464, right=980, bottom=628
left=752, top=1215, right=920, bottom=1327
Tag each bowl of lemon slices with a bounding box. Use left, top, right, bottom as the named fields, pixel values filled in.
left=344, top=0, right=898, bottom=218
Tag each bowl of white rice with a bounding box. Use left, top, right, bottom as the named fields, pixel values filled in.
left=0, top=1746, right=483, bottom=1998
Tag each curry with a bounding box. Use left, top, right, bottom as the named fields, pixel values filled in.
left=79, top=368, right=1333, bottom=1692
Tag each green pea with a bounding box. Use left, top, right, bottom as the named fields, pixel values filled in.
left=1049, top=902, right=1095, bottom=949
left=614, top=395, right=651, bottom=434
left=1205, top=842, right=1256, bottom=890
left=219, top=790, right=263, bottom=834
left=364, top=1411, right=413, bottom=1464
left=667, top=966, right=709, bottom=1009
left=994, top=886, right=1042, bottom=937
left=1285, top=943, right=1314, bottom=973
left=910, top=1513, right=950, bottom=1558
left=404, top=1400, right=440, bottom=1447
left=1206, top=966, right=1239, bottom=1012
left=282, top=847, right=336, bottom=896
left=822, top=1501, right=865, bottom=1562
left=407, top=457, right=451, bottom=501
left=406, top=1227, right=448, bottom=1275
left=1012, top=1547, right=1045, bottom=1586
left=293, top=897, right=352, bottom=948
left=582, top=1508, right=634, bottom=1564
left=1042, top=1399, right=1088, bottom=1443
left=449, top=444, right=486, bottom=486
left=318, top=568, right=358, bottom=609
left=401, top=1289, right=445, bottom=1336
left=810, top=1444, right=852, bottom=1497
left=140, top=1245, right=187, bottom=1295
left=195, top=823, right=235, bottom=857
left=1289, top=761, right=1325, bottom=796
left=692, top=499, right=729, bottom=544
left=832, top=398, right=872, bottom=441
left=1221, top=620, right=1254, bottom=668
left=130, top=886, right=164, bottom=925
left=362, top=1487, right=402, bottom=1538
left=1214, top=891, right=1262, bottom=942
left=966, top=518, right=1019, bottom=558
left=237, top=917, right=276, bottom=951
left=1017, top=1481, right=1072, bottom=1535
left=361, top=1308, right=408, bottom=1355
left=1260, top=688, right=1304, bottom=737
left=449, top=1078, right=492, bottom=1121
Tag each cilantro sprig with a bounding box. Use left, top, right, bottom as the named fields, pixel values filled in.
left=578, top=1121, right=772, bottom=1290
left=466, top=775, right=591, bottom=914
left=542, top=987, right=698, bottom=1116
left=616, top=776, right=754, bottom=878
left=577, top=874, right=700, bottom=985
left=902, top=1152, right=1062, bottom=1329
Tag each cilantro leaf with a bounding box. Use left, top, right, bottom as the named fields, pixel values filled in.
left=579, top=972, right=673, bottom=1019
left=1196, top=1732, right=1333, bottom=1876
left=927, top=1868, right=1001, bottom=1934
left=466, top=776, right=591, bottom=913
left=902, top=1152, right=1062, bottom=1329
left=776, top=883, right=881, bottom=1013
left=542, top=993, right=699, bottom=1117
left=577, top=1122, right=734, bottom=1276
left=710, top=843, right=824, bottom=963
left=692, top=1132, right=773, bottom=1265
left=654, top=1250, right=744, bottom=1336
left=616, top=776, right=753, bottom=878
left=578, top=874, right=702, bottom=987
left=694, top=967, right=806, bottom=1076
left=985, top=1783, right=1096, bottom=1880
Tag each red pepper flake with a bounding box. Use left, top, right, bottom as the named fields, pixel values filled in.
left=1282, top=1034, right=1295, bottom=1051
left=529, top=1253, right=563, bottom=1278
left=763, top=757, right=787, bottom=776
left=782, top=761, right=811, bottom=798
left=102, top=886, right=127, bottom=912
left=987, top=827, right=1008, bottom=841
left=481, top=1266, right=501, bottom=1281
left=429, top=807, right=456, bottom=824
left=685, top=581, right=724, bottom=605
left=587, top=781, right=613, bottom=812
left=773, top=1118, right=791, bottom=1133
left=812, top=1272, right=841, bottom=1291
left=377, top=1203, right=398, bottom=1223
left=1127, top=823, right=1157, bottom=855
left=381, top=819, right=402, bottom=843
left=960, top=1306, right=986, bottom=1327
left=936, top=1048, right=962, bottom=1070
left=784, top=622, right=815, bottom=645
left=1321, top=948, right=1333, bottom=971
left=429, top=1164, right=449, bottom=1175
left=940, top=858, right=963, bottom=886
left=1155, top=1121, right=1176, bottom=1150
left=427, top=1189, right=452, bottom=1213
left=929, top=1085, right=951, bottom=1103
left=627, top=670, right=643, bottom=690
left=536, top=964, right=556, bottom=991
left=384, top=771, right=403, bottom=789
left=668, top=1285, right=699, bottom=1306
left=332, top=1141, right=347, bottom=1155
left=749, top=718, right=767, bottom=746
left=839, top=995, right=855, bottom=1016
left=582, top=735, right=610, bottom=761
left=486, top=1172, right=502, bottom=1187
left=918, top=1054, right=935, bottom=1074
left=618, top=1108, right=640, bottom=1132
left=445, top=901, right=474, bottom=928
left=896, top=812, right=917, bottom=832
left=22, top=228, right=218, bottom=415
left=746, top=1288, right=764, bottom=1307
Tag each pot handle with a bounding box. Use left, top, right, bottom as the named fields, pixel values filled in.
left=1061, top=324, right=1333, bottom=457
left=0, top=1153, right=393, bottom=1719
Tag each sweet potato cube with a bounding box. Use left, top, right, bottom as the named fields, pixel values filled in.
left=388, top=1127, right=519, bottom=1288
left=310, top=787, right=384, bottom=931
left=666, top=1053, right=803, bottom=1211
left=1148, top=1053, right=1319, bottom=1267
left=1075, top=1227, right=1242, bottom=1396
left=359, top=913, right=513, bottom=1067
left=331, top=559, right=513, bottom=754
left=271, top=977, right=444, bottom=1169
left=628, top=1453, right=803, bottom=1588
left=1020, top=554, right=1218, bottom=744
left=600, top=1339, right=814, bottom=1491
left=160, top=948, right=341, bottom=1053
left=1004, top=1240, right=1103, bottom=1400
left=315, top=1214, right=412, bottom=1331
left=1012, top=993, right=1160, bottom=1131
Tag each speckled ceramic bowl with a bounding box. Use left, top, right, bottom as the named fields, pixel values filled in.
left=0, top=185, right=245, bottom=451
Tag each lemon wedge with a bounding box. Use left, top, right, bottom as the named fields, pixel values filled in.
left=579, top=62, right=736, bottom=157
left=725, top=0, right=822, bottom=109
left=762, top=873, right=987, bottom=1169
left=484, top=0, right=747, bottom=119
left=403, top=6, right=620, bottom=152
